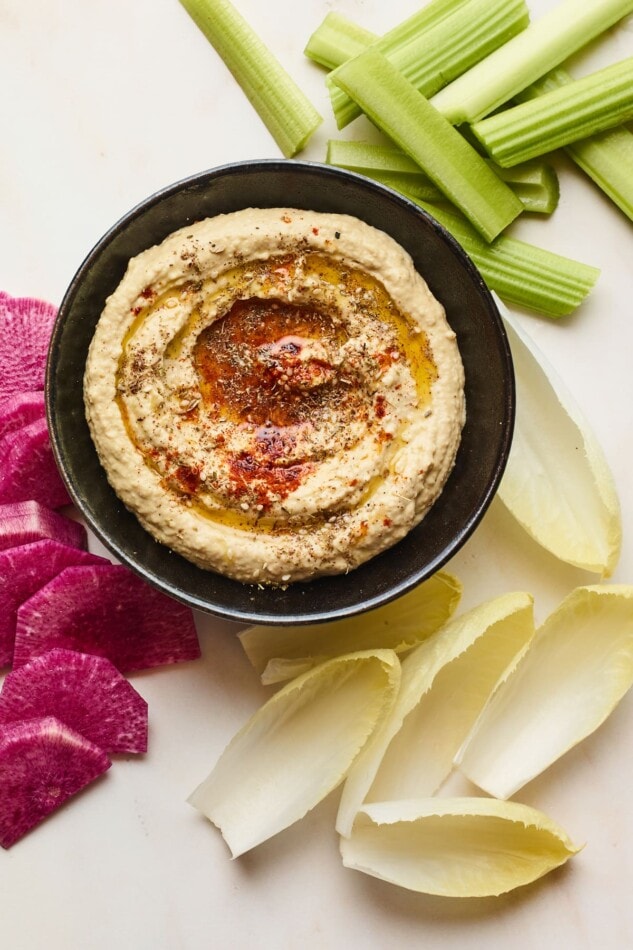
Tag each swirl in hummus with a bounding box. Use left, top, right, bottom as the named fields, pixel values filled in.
left=84, top=207, right=465, bottom=585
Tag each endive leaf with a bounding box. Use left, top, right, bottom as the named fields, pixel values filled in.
left=496, top=296, right=621, bottom=575
left=458, top=585, right=633, bottom=799
left=340, top=798, right=580, bottom=897
left=336, top=592, right=534, bottom=837
left=188, top=650, right=400, bottom=857
left=239, top=571, right=462, bottom=685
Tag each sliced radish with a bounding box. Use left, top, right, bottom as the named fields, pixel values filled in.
left=0, top=293, right=57, bottom=410
left=0, top=540, right=107, bottom=668
left=0, top=501, right=88, bottom=551
left=0, top=416, right=71, bottom=509
left=0, top=715, right=111, bottom=849
left=0, top=500, right=87, bottom=552
left=0, top=649, right=148, bottom=754
left=13, top=563, right=201, bottom=672
left=0, top=390, right=45, bottom=441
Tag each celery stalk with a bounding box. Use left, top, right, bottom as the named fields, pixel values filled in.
left=304, top=12, right=377, bottom=70
left=430, top=0, right=633, bottom=124
left=471, top=57, right=633, bottom=166
left=326, top=139, right=559, bottom=214
left=409, top=198, right=600, bottom=317
left=179, top=0, right=321, bottom=157
left=565, top=128, right=633, bottom=222
left=332, top=50, right=523, bottom=241
left=327, top=0, right=529, bottom=129
left=520, top=68, right=633, bottom=221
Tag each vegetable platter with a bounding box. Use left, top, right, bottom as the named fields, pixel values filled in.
left=1, top=0, right=632, bottom=947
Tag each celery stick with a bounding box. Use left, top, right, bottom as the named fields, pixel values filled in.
left=327, top=0, right=529, bottom=129
left=179, top=0, right=321, bottom=157
left=332, top=50, right=523, bottom=241
left=304, top=12, right=377, bottom=70
left=520, top=68, right=633, bottom=221
left=493, top=162, right=560, bottom=214
left=471, top=57, right=633, bottom=166
left=326, top=140, right=424, bottom=177
left=411, top=198, right=600, bottom=317
left=326, top=140, right=559, bottom=213
left=565, top=128, right=633, bottom=222
left=430, top=0, right=633, bottom=124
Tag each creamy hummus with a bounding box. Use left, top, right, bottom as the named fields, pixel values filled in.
left=84, top=207, right=465, bottom=585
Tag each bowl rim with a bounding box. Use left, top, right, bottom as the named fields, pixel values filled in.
left=46, top=159, right=515, bottom=625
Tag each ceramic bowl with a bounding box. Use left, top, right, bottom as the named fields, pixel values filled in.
left=46, top=160, right=514, bottom=625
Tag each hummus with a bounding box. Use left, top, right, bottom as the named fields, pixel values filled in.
left=84, top=207, right=465, bottom=585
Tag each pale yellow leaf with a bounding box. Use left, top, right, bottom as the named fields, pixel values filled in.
left=458, top=585, right=633, bottom=798
left=341, top=798, right=580, bottom=897
left=336, top=592, right=534, bottom=836
left=239, top=571, right=462, bottom=684
left=188, top=649, right=401, bottom=857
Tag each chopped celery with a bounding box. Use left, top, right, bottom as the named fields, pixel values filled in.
left=495, top=163, right=560, bottom=214
left=326, top=139, right=559, bottom=214
left=304, top=12, right=377, bottom=70
left=565, top=128, right=633, bottom=222
left=327, top=0, right=529, bottom=129
left=408, top=198, right=600, bottom=317
left=332, top=50, right=523, bottom=241
left=520, top=68, right=633, bottom=221
left=471, top=57, right=633, bottom=166
left=430, top=0, right=633, bottom=124
left=179, top=0, right=321, bottom=157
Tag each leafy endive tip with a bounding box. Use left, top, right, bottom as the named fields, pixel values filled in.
left=188, top=649, right=401, bottom=857
left=497, top=295, right=621, bottom=575
left=239, top=570, right=462, bottom=685
left=341, top=798, right=580, bottom=897
left=336, top=591, right=534, bottom=837
left=457, top=584, right=633, bottom=798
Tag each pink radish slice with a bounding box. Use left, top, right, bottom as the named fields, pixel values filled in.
left=0, top=649, right=148, bottom=754
left=0, top=391, right=45, bottom=441
left=0, top=500, right=87, bottom=552
left=13, top=563, right=201, bottom=672
left=0, top=540, right=107, bottom=668
left=0, top=416, right=71, bottom=508
left=0, top=293, right=57, bottom=410
left=0, top=715, right=110, bottom=849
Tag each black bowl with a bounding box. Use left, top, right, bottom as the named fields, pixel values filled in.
left=46, top=160, right=514, bottom=626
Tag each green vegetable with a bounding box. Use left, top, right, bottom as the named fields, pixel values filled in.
left=332, top=49, right=523, bottom=241
left=304, top=11, right=377, bottom=70
left=408, top=197, right=600, bottom=317
left=430, top=0, right=633, bottom=124
left=471, top=56, right=633, bottom=166
left=325, top=0, right=529, bottom=129
left=178, top=0, right=321, bottom=157
left=326, top=138, right=560, bottom=213
left=519, top=68, right=633, bottom=221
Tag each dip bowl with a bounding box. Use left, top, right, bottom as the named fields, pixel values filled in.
left=47, top=160, right=514, bottom=625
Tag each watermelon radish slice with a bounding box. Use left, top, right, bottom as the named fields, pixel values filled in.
left=0, top=390, right=45, bottom=441
left=0, top=416, right=71, bottom=509
left=13, top=563, right=201, bottom=672
left=0, top=649, right=148, bottom=754
left=0, top=540, right=107, bottom=668
left=0, top=293, right=57, bottom=410
left=0, top=715, right=110, bottom=848
left=0, top=500, right=87, bottom=552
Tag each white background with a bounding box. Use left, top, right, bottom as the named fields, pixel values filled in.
left=1, top=1, right=632, bottom=947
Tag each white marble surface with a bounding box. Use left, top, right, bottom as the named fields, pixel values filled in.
left=1, top=1, right=632, bottom=947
